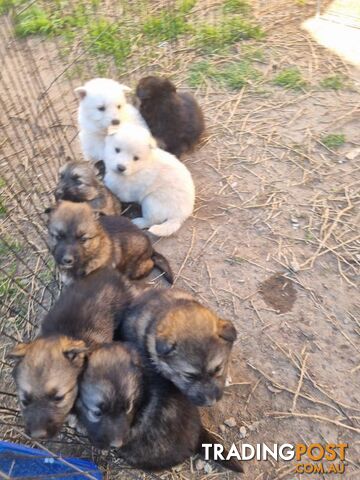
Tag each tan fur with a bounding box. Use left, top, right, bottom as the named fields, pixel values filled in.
left=48, top=201, right=173, bottom=283
left=56, top=161, right=122, bottom=216
left=118, top=288, right=237, bottom=406
left=10, top=336, right=87, bottom=438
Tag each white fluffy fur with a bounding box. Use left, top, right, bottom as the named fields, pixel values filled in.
left=104, top=124, right=195, bottom=237
left=75, top=78, right=146, bottom=163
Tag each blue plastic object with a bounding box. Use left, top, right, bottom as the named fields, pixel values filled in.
left=0, top=440, right=103, bottom=479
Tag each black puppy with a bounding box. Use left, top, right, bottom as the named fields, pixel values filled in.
left=76, top=342, right=243, bottom=473
left=136, top=76, right=205, bottom=158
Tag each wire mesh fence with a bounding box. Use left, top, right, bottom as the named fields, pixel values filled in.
left=0, top=0, right=253, bottom=478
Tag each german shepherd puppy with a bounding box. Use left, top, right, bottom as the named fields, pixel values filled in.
left=47, top=201, right=173, bottom=284
left=9, top=267, right=138, bottom=439
left=76, top=343, right=243, bottom=473
left=115, top=289, right=237, bottom=406
left=55, top=160, right=122, bottom=216
left=136, top=76, right=205, bottom=158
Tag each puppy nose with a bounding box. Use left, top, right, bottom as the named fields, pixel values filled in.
left=117, top=165, right=126, bottom=173
left=61, top=255, right=74, bottom=266
left=111, top=119, right=120, bottom=126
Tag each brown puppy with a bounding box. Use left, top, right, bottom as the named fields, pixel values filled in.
left=9, top=267, right=138, bottom=439
left=115, top=288, right=237, bottom=406
left=136, top=76, right=205, bottom=158
left=76, top=343, right=243, bottom=473
left=47, top=201, right=173, bottom=284
left=55, top=160, right=122, bottom=216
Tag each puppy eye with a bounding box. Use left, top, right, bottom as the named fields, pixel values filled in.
left=115, top=147, right=121, bottom=153
left=133, top=155, right=139, bottom=161
left=212, top=365, right=222, bottom=376
left=79, top=236, right=89, bottom=244
left=51, top=393, right=65, bottom=402
left=53, top=232, right=64, bottom=241
left=21, top=399, right=30, bottom=407
left=98, top=106, right=105, bottom=112
left=21, top=394, right=32, bottom=407
left=72, top=175, right=81, bottom=185
left=184, top=373, right=200, bottom=381
left=92, top=409, right=102, bottom=418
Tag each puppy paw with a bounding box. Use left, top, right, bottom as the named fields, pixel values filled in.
left=132, top=217, right=150, bottom=229
left=67, top=414, right=86, bottom=435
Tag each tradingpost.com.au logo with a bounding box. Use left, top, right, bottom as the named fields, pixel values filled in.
left=202, top=442, right=349, bottom=474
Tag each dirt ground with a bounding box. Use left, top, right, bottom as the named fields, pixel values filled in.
left=1, top=0, right=359, bottom=479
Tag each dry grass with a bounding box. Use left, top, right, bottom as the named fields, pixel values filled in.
left=0, top=0, right=359, bottom=479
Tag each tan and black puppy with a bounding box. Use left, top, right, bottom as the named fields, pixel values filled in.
left=47, top=201, right=173, bottom=284
left=136, top=76, right=205, bottom=158
left=116, top=289, right=237, bottom=406
left=9, top=267, right=138, bottom=439
left=55, top=160, right=122, bottom=216
left=76, top=343, right=243, bottom=473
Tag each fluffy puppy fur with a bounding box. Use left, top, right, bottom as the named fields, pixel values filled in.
left=55, top=160, right=122, bottom=216
left=136, top=76, right=205, bottom=157
left=104, top=124, right=195, bottom=237
left=115, top=288, right=237, bottom=406
left=47, top=201, right=173, bottom=284
left=9, top=267, right=137, bottom=439
left=76, top=342, right=243, bottom=473
left=75, top=78, right=146, bottom=163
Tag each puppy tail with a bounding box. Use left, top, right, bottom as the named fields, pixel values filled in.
left=148, top=219, right=182, bottom=237
left=151, top=251, right=174, bottom=284
left=198, top=428, right=244, bottom=473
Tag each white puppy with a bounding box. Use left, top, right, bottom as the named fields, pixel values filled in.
left=104, top=124, right=195, bottom=237
left=75, top=78, right=145, bottom=163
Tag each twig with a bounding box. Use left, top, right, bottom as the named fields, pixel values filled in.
left=291, top=349, right=308, bottom=413
left=266, top=411, right=360, bottom=434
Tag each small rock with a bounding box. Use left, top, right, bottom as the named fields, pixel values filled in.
left=173, top=464, right=182, bottom=472
left=239, top=426, right=247, bottom=438
left=204, top=463, right=213, bottom=474
left=195, top=459, right=206, bottom=471
left=345, top=147, right=360, bottom=160
left=267, top=384, right=283, bottom=394
left=219, top=424, right=226, bottom=433
left=224, top=417, right=237, bottom=428
left=290, top=258, right=300, bottom=272
left=248, top=421, right=259, bottom=432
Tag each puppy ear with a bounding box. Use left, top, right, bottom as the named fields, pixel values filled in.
left=119, top=84, right=132, bottom=93
left=62, top=339, right=89, bottom=363
left=8, top=343, right=30, bottom=363
left=155, top=336, right=176, bottom=356
left=217, top=319, right=237, bottom=343
left=94, top=160, right=106, bottom=179
left=165, top=79, right=176, bottom=93
left=74, top=87, right=86, bottom=100
left=148, top=136, right=157, bottom=150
